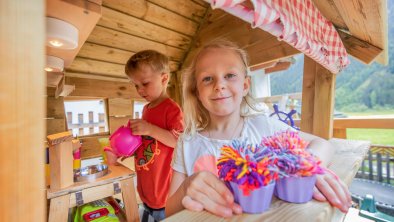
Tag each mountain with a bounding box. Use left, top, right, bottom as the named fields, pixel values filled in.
left=270, top=2, right=394, bottom=112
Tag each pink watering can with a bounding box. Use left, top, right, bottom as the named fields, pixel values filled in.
left=109, top=120, right=142, bottom=156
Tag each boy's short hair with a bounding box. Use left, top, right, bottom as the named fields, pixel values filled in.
left=125, top=50, right=170, bottom=76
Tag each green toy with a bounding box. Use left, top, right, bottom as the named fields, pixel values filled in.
left=359, top=194, right=394, bottom=222
left=74, top=199, right=119, bottom=222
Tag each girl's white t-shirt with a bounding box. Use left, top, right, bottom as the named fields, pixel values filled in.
left=172, top=114, right=293, bottom=176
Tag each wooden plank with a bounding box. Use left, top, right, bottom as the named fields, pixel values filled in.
left=102, top=0, right=198, bottom=36
left=98, top=6, right=192, bottom=49
left=47, top=119, right=67, bottom=136
left=108, top=98, right=133, bottom=116
left=109, top=116, right=132, bottom=134
left=331, top=0, right=387, bottom=64
left=1, top=1, right=45, bottom=221
left=80, top=136, right=108, bottom=159
left=184, top=10, right=299, bottom=68
left=66, top=72, right=129, bottom=82
left=65, top=77, right=141, bottom=99
left=311, top=0, right=347, bottom=30
left=68, top=57, right=127, bottom=78
left=312, top=60, right=335, bottom=139
left=338, top=30, right=383, bottom=64
left=48, top=194, right=70, bottom=222
left=47, top=96, right=65, bottom=118
left=300, top=56, right=316, bottom=134
left=68, top=182, right=116, bottom=207
left=77, top=43, right=180, bottom=72
left=46, top=0, right=101, bottom=67
left=333, top=118, right=394, bottom=129
left=47, top=165, right=134, bottom=198
left=333, top=128, right=347, bottom=139
left=150, top=0, right=207, bottom=22
left=87, top=26, right=183, bottom=61
left=121, top=177, right=140, bottom=222
left=265, top=61, right=291, bottom=74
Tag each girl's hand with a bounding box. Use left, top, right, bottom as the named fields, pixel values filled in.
left=313, top=169, right=352, bottom=213
left=182, top=171, right=242, bottom=218
left=129, top=119, right=152, bottom=135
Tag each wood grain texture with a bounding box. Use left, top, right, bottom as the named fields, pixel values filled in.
left=98, top=6, right=191, bottom=49
left=300, top=56, right=317, bottom=134
left=0, top=1, right=46, bottom=221
left=312, top=63, right=335, bottom=139
left=102, top=0, right=198, bottom=36
left=65, top=77, right=140, bottom=99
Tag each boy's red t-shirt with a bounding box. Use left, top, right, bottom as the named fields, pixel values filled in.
left=134, top=98, right=183, bottom=209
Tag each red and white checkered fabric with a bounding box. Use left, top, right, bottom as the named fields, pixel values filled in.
left=207, top=0, right=349, bottom=73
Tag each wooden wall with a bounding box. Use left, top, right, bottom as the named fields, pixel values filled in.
left=46, top=76, right=141, bottom=159
left=1, top=0, right=46, bottom=221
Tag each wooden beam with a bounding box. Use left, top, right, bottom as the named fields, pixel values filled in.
left=102, top=0, right=199, bottom=36
left=149, top=0, right=207, bottom=22
left=313, top=63, right=335, bottom=139
left=183, top=10, right=299, bottom=69
left=77, top=43, right=180, bottom=72
left=300, top=56, right=316, bottom=134
left=65, top=76, right=140, bottom=99
left=265, top=61, right=292, bottom=74
left=98, top=6, right=191, bottom=49
left=301, top=56, right=336, bottom=139
left=331, top=0, right=387, bottom=65
left=338, top=30, right=383, bottom=65
left=87, top=26, right=184, bottom=61
left=1, top=0, right=45, bottom=220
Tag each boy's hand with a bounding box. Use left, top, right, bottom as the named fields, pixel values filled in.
left=129, top=119, right=152, bottom=136
left=313, top=170, right=352, bottom=213
left=182, top=171, right=242, bottom=218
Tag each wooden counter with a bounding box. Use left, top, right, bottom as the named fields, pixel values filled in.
left=47, top=164, right=139, bottom=222
left=164, top=139, right=370, bottom=222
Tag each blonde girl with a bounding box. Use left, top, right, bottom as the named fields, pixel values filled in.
left=166, top=39, right=351, bottom=218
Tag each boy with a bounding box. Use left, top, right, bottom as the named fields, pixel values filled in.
left=108, top=50, right=184, bottom=221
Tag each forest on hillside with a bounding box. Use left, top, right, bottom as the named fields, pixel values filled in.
left=270, top=2, right=394, bottom=112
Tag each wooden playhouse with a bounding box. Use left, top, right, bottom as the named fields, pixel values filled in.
left=1, top=0, right=390, bottom=221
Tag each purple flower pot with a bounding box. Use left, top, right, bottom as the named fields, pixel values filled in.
left=274, top=175, right=317, bottom=203
left=228, top=181, right=275, bottom=214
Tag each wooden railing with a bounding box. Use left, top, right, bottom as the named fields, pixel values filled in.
left=259, top=93, right=394, bottom=185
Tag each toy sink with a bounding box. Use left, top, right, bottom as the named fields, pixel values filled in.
left=74, top=164, right=109, bottom=182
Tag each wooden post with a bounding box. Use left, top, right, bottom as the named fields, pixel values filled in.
left=301, top=56, right=335, bottom=139
left=0, top=1, right=45, bottom=221
left=47, top=132, right=74, bottom=190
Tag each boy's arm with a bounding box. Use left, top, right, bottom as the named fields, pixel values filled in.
left=149, top=124, right=178, bottom=148
left=129, top=119, right=179, bottom=147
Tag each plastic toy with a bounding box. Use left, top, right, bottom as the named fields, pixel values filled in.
left=109, top=120, right=142, bottom=157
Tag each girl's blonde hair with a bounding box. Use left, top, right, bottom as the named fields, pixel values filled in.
left=182, top=39, right=263, bottom=135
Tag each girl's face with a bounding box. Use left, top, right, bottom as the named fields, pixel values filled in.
left=129, top=65, right=168, bottom=103
left=195, top=48, right=250, bottom=118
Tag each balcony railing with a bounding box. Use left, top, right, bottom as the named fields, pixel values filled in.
left=259, top=93, right=394, bottom=185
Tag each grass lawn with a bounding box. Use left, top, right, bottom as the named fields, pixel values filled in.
left=346, top=128, right=394, bottom=146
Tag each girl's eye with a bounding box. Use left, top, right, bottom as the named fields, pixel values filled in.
left=202, top=76, right=213, bottom=83
left=225, top=73, right=236, bottom=79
